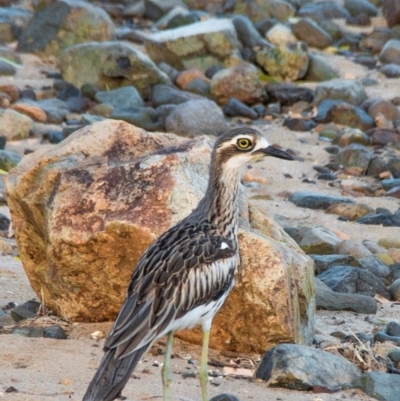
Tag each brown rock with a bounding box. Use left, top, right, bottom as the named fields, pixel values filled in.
left=0, top=84, right=19, bottom=102
left=369, top=128, right=400, bottom=146
left=0, top=238, right=13, bottom=255
left=6, top=120, right=315, bottom=353
left=368, top=99, right=400, bottom=121
left=11, top=103, right=47, bottom=122
left=326, top=203, right=374, bottom=221
left=175, top=69, right=209, bottom=89
left=0, top=92, right=11, bottom=108
left=383, top=0, right=400, bottom=28
left=210, top=62, right=266, bottom=106
left=387, top=248, right=400, bottom=263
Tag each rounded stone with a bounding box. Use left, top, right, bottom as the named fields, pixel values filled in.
left=210, top=62, right=266, bottom=106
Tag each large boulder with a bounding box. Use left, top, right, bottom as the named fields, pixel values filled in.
left=144, top=18, right=241, bottom=71
left=6, top=120, right=315, bottom=353
left=17, top=0, right=115, bottom=56
left=59, top=41, right=170, bottom=99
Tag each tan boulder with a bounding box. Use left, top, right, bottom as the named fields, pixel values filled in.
left=6, top=120, right=315, bottom=353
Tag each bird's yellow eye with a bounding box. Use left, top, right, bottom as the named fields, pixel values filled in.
left=237, top=138, right=251, bottom=149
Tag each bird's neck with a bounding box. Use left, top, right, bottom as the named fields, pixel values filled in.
left=197, top=161, right=240, bottom=240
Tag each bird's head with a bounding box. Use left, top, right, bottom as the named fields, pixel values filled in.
left=212, top=127, right=294, bottom=170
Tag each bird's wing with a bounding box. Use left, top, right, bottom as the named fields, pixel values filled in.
left=104, top=222, right=237, bottom=359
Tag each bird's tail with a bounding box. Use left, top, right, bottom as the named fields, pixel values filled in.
left=83, top=344, right=148, bottom=401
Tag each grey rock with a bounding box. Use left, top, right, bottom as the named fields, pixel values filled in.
left=0, top=150, right=22, bottom=172
left=283, top=118, right=316, bottom=132
left=358, top=213, right=400, bottom=227
left=60, top=41, right=170, bottom=99
left=382, top=178, right=400, bottom=190
left=374, top=331, right=400, bottom=346
left=37, top=99, right=69, bottom=124
left=0, top=212, right=10, bottom=230
left=0, top=60, right=15, bottom=76
left=95, top=86, right=144, bottom=110
left=315, top=277, right=377, bottom=314
left=318, top=265, right=391, bottom=299
left=17, top=0, right=115, bottom=57
left=0, top=7, right=32, bottom=43
left=305, top=53, right=340, bottom=82
left=379, top=39, right=400, bottom=64
left=0, top=309, right=13, bottom=326
left=11, top=327, right=44, bottom=337
left=184, top=79, right=211, bottom=97
left=337, top=144, right=372, bottom=174
left=359, top=372, right=400, bottom=401
left=299, top=226, right=342, bottom=255
left=11, top=304, right=36, bottom=322
left=111, top=107, right=163, bottom=132
left=255, top=343, right=360, bottom=391
left=144, top=18, right=240, bottom=71
left=353, top=55, right=377, bottom=69
left=357, top=255, right=390, bottom=278
left=209, top=395, right=239, bottom=401
left=223, top=98, right=258, bottom=119
left=151, top=84, right=203, bottom=107
left=292, top=18, right=333, bottom=49
left=266, top=83, right=314, bottom=106
left=166, top=99, right=227, bottom=138
left=232, top=15, right=267, bottom=48
left=314, top=79, right=367, bottom=106
left=388, top=349, right=400, bottom=364
left=289, top=191, right=353, bottom=210
left=344, top=0, right=378, bottom=16
left=157, top=62, right=180, bottom=83
left=298, top=1, right=351, bottom=21
left=310, top=254, right=359, bottom=274
left=389, top=277, right=400, bottom=300
left=386, top=321, right=400, bottom=336
left=43, top=325, right=68, bottom=339
left=164, top=10, right=204, bottom=30
left=388, top=157, right=400, bottom=178
left=346, top=13, right=371, bottom=27
left=144, top=0, right=185, bottom=20
left=155, top=104, right=177, bottom=128
left=380, top=63, right=400, bottom=78
left=319, top=20, right=344, bottom=41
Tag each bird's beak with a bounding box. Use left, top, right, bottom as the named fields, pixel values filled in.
left=261, top=146, right=294, bottom=160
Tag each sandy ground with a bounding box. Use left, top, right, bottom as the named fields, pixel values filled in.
left=1, top=13, right=400, bottom=401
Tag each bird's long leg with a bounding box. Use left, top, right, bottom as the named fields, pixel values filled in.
left=199, top=330, right=210, bottom=401
left=162, top=331, right=174, bottom=401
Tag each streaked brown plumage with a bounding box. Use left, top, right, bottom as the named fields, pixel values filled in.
left=83, top=127, right=293, bottom=401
